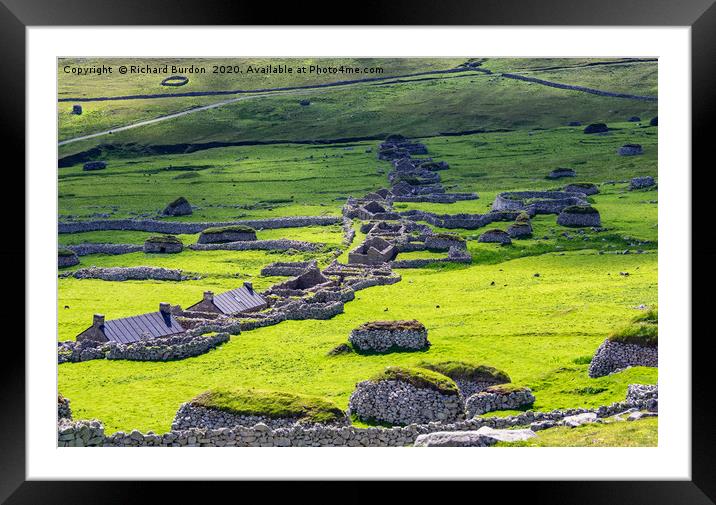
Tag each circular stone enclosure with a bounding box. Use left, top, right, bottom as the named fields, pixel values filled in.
left=161, top=75, right=189, bottom=87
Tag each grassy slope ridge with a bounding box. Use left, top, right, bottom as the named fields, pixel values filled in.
left=58, top=58, right=657, bottom=155
left=57, top=59, right=658, bottom=440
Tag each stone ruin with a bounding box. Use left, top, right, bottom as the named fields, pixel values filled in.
left=478, top=229, right=512, bottom=245
left=83, top=161, right=107, bottom=171
left=348, top=320, right=430, bottom=353
left=424, top=233, right=467, bottom=251
left=492, top=190, right=588, bottom=215
left=197, top=225, right=257, bottom=244
left=348, top=236, right=398, bottom=266
left=266, top=265, right=332, bottom=296
left=629, top=176, right=656, bottom=190
left=618, top=144, right=644, bottom=156
left=628, top=116, right=641, bottom=122
left=556, top=205, right=602, bottom=227
left=143, top=235, right=184, bottom=254
left=162, top=196, right=193, bottom=216
left=546, top=167, right=576, bottom=179
left=261, top=260, right=317, bottom=277
left=377, top=135, right=429, bottom=161
left=564, top=182, right=599, bottom=195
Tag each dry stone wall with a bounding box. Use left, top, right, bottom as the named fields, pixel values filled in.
left=465, top=388, right=535, bottom=417
left=58, top=333, right=230, bottom=363
left=67, top=243, right=143, bottom=256
left=60, top=266, right=186, bottom=281
left=58, top=385, right=657, bottom=447
left=588, top=339, right=658, bottom=378
left=190, top=239, right=323, bottom=252
left=58, top=216, right=341, bottom=234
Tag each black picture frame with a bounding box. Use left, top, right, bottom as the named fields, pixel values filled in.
left=4, top=0, right=713, bottom=502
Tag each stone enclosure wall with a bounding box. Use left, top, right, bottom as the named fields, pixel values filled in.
left=59, top=385, right=657, bottom=447
left=465, top=388, right=536, bottom=417
left=190, top=239, right=323, bottom=252
left=58, top=332, right=230, bottom=363
left=59, top=266, right=186, bottom=281
left=67, top=243, right=143, bottom=256
left=58, top=216, right=341, bottom=234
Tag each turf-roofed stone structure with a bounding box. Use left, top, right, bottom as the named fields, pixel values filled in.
left=75, top=302, right=185, bottom=343
left=418, top=361, right=511, bottom=398
left=197, top=225, right=257, bottom=244
left=172, top=388, right=349, bottom=430
left=583, top=123, right=609, bottom=134
left=58, top=248, right=79, bottom=268
left=162, top=196, right=193, bottom=216
left=564, top=182, right=600, bottom=196
left=348, top=320, right=429, bottom=353
left=82, top=161, right=107, bottom=171
left=556, top=205, right=602, bottom=227
left=143, top=235, right=183, bottom=254
left=546, top=167, right=576, bottom=179
left=348, top=366, right=464, bottom=425
left=617, top=144, right=644, bottom=156
left=465, top=384, right=536, bottom=417
left=589, top=309, right=658, bottom=378
left=492, top=190, right=588, bottom=214
left=349, top=236, right=398, bottom=265
left=630, top=176, right=656, bottom=190
left=478, top=229, right=512, bottom=245
left=507, top=212, right=533, bottom=239
left=186, top=282, right=268, bottom=316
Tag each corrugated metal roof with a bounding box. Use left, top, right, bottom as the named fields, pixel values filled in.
left=213, top=285, right=267, bottom=315
left=102, top=311, right=185, bottom=344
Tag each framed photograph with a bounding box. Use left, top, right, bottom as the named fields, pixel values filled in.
left=5, top=0, right=714, bottom=502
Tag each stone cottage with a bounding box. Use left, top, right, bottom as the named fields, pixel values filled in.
left=186, top=282, right=268, bottom=316
left=75, top=303, right=186, bottom=343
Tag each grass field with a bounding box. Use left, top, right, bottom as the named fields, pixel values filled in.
left=57, top=58, right=658, bottom=443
